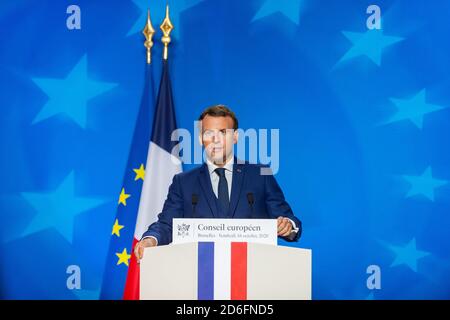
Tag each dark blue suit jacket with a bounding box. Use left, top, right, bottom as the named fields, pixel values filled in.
left=142, top=161, right=302, bottom=245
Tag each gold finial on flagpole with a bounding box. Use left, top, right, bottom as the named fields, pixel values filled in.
left=142, top=9, right=155, bottom=64
left=160, top=5, right=174, bottom=60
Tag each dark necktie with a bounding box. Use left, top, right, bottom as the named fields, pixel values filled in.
left=215, top=168, right=229, bottom=215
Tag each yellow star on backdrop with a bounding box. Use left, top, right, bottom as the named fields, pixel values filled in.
left=118, top=188, right=130, bottom=206
left=133, top=164, right=145, bottom=181
left=116, top=248, right=131, bottom=266
left=111, top=219, right=124, bottom=237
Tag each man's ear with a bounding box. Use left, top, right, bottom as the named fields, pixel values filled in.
left=233, top=129, right=239, bottom=145
left=197, top=120, right=204, bottom=147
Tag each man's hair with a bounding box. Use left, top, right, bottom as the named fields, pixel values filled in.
left=198, top=105, right=238, bottom=130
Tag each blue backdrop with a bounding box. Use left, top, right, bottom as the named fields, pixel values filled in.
left=1, top=0, right=449, bottom=299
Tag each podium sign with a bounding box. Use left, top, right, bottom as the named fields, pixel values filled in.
left=172, top=218, right=278, bottom=245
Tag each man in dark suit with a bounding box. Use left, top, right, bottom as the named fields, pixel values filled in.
left=135, top=105, right=301, bottom=261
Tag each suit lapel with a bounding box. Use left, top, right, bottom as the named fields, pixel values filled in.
left=229, top=161, right=245, bottom=218
left=198, top=163, right=218, bottom=218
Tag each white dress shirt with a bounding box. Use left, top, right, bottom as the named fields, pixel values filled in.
left=206, top=158, right=234, bottom=200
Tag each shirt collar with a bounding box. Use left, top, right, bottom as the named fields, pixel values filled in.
left=206, top=157, right=234, bottom=176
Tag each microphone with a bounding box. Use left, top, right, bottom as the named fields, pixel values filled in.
left=246, top=192, right=254, bottom=213
left=191, top=194, right=199, bottom=215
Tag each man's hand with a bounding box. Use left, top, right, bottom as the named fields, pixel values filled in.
left=134, top=237, right=157, bottom=263
left=277, top=217, right=293, bottom=237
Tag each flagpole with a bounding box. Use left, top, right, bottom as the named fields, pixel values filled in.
left=142, top=9, right=155, bottom=64
left=160, top=5, right=174, bottom=60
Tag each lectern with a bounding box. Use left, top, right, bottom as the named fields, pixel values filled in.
left=140, top=241, right=312, bottom=300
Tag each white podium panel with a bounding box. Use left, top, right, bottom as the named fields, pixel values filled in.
left=247, top=243, right=311, bottom=300
left=140, top=242, right=197, bottom=300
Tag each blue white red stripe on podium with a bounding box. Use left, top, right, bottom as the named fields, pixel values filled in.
left=197, top=242, right=248, bottom=300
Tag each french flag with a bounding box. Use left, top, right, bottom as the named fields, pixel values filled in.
left=123, top=59, right=182, bottom=300
left=198, top=242, right=248, bottom=300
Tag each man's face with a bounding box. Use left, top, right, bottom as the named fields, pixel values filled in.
left=199, top=115, right=238, bottom=165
